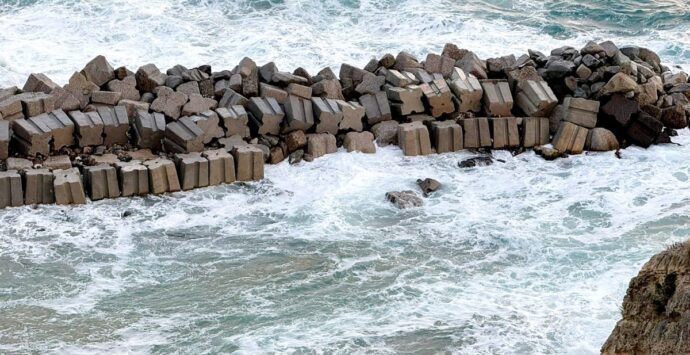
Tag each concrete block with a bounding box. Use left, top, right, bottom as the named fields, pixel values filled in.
left=15, top=92, right=56, bottom=117
left=448, top=68, right=483, bottom=113
left=562, top=97, right=600, bottom=128
left=173, top=153, right=209, bottom=191
left=202, top=149, right=235, bottom=185
left=312, top=97, right=343, bottom=135
left=552, top=121, right=588, bottom=154
left=23, top=168, right=54, bottom=205
left=190, top=110, right=224, bottom=144
left=231, top=145, right=264, bottom=181
left=53, top=168, right=86, bottom=205
left=133, top=110, right=166, bottom=150
left=522, top=117, right=550, bottom=148
left=491, top=117, right=520, bottom=149
left=398, top=122, right=432, bottom=156
left=23, top=73, right=59, bottom=94
left=626, top=111, right=663, bottom=148
left=38, top=109, right=75, bottom=150
left=218, top=89, right=249, bottom=109
left=144, top=158, right=181, bottom=194
left=359, top=91, right=391, bottom=125
left=68, top=110, right=104, bottom=147
left=408, top=68, right=442, bottom=84
left=429, top=120, right=463, bottom=153
left=81, top=55, right=115, bottom=87
left=286, top=83, right=312, bottom=99
left=460, top=118, right=492, bottom=148
left=424, top=53, right=455, bottom=77
left=98, top=105, right=130, bottom=146
left=118, top=99, right=149, bottom=118
left=43, top=155, right=72, bottom=170
left=151, top=86, right=188, bottom=120
left=136, top=63, right=167, bottom=93
left=91, top=91, right=122, bottom=105
left=107, top=75, right=140, bottom=102
left=247, top=97, right=284, bottom=136
left=0, top=120, right=9, bottom=159
left=387, top=85, right=424, bottom=116
left=516, top=80, right=558, bottom=117
left=385, top=69, right=417, bottom=87
left=164, top=117, right=205, bottom=153
left=420, top=79, right=454, bottom=117
left=481, top=80, right=513, bottom=117
left=216, top=106, right=250, bottom=138
left=283, top=95, right=314, bottom=133
left=84, top=164, right=120, bottom=201
left=306, top=133, right=337, bottom=160
left=0, top=170, right=23, bottom=208
left=337, top=100, right=365, bottom=132
left=115, top=161, right=149, bottom=197
left=260, top=83, right=288, bottom=104
left=343, top=131, right=376, bottom=154
left=11, top=117, right=51, bottom=156
left=6, top=157, right=33, bottom=171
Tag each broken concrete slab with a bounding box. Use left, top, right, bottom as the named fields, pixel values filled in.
left=0, top=170, right=23, bottom=208
left=491, top=117, right=520, bottom=149
left=247, top=97, right=284, bottom=136
left=84, top=164, right=120, bottom=201
left=429, top=120, right=463, bottom=153
left=480, top=80, right=513, bottom=117
left=337, top=100, right=365, bottom=132
left=23, top=168, right=54, bottom=205
left=231, top=145, right=264, bottom=181
left=460, top=117, right=492, bottom=148
left=133, top=110, right=166, bottom=150
left=173, top=152, right=210, bottom=191
left=522, top=117, right=550, bottom=148
left=202, top=149, right=236, bottom=185
left=53, top=168, right=86, bottom=205
left=144, top=158, right=181, bottom=194
left=398, top=122, right=432, bottom=156
left=312, top=97, right=343, bottom=135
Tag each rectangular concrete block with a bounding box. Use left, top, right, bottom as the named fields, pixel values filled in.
left=516, top=80, right=557, bottom=117
left=12, top=117, right=52, bottom=156
left=460, top=117, right=492, bottom=148
left=68, top=110, right=104, bottom=147
left=98, top=105, right=130, bottom=146
left=53, top=168, right=86, bottom=205
left=429, top=120, right=463, bottom=153
left=398, top=122, right=432, bottom=156
left=173, top=153, right=209, bottom=191
left=133, top=110, right=166, bottom=150
left=420, top=79, right=454, bottom=117
left=480, top=80, right=513, bottom=117
left=0, top=170, right=23, bottom=208
left=84, top=164, right=120, bottom=201
left=202, top=149, right=235, bottom=186
left=259, top=83, right=288, bottom=104
left=164, top=117, right=205, bottom=153
left=216, top=106, right=249, bottom=138
left=92, top=91, right=122, bottom=105
left=0, top=120, right=10, bottom=159
left=43, top=155, right=72, bottom=170
left=522, top=117, right=550, bottom=148
left=6, top=157, right=33, bottom=171
left=337, top=100, right=365, bottom=132
left=359, top=91, right=391, bottom=125
left=312, top=97, right=343, bottom=135
left=448, top=68, right=483, bottom=113
left=552, top=121, right=588, bottom=154
left=231, top=145, right=264, bottom=181
left=491, top=117, right=520, bottom=149
left=385, top=69, right=417, bottom=87
left=115, top=161, right=149, bottom=197
left=31, top=109, right=75, bottom=150
left=144, top=158, right=181, bottom=194
left=15, top=92, right=56, bottom=117
left=248, top=97, right=284, bottom=136
left=23, top=168, right=54, bottom=205
left=387, top=85, right=424, bottom=116
left=407, top=68, right=442, bottom=84
left=0, top=93, right=23, bottom=119
left=283, top=95, right=314, bottom=133
left=306, top=133, right=337, bottom=160
left=562, top=97, right=600, bottom=129
left=191, top=110, right=224, bottom=144
left=286, top=83, right=312, bottom=99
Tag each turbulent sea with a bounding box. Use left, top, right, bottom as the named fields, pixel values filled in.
left=1, top=0, right=690, bottom=354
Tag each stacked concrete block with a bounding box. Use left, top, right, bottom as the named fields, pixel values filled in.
left=144, top=158, right=181, bottom=194
left=343, top=131, right=376, bottom=154
left=0, top=93, right=24, bottom=121
left=43, top=155, right=72, bottom=170
left=115, top=161, right=149, bottom=197
left=480, top=80, right=513, bottom=117
left=216, top=106, right=249, bottom=138
left=283, top=95, right=314, bottom=133
left=23, top=73, right=59, bottom=94
left=247, top=97, right=284, bottom=135
left=337, top=100, right=365, bottom=132
left=0, top=120, right=9, bottom=159
left=286, top=83, right=312, bottom=99
left=11, top=117, right=52, bottom=156
left=97, top=106, right=130, bottom=146
left=408, top=68, right=442, bottom=84
left=53, top=168, right=86, bottom=205
left=151, top=86, right=188, bottom=120
left=398, top=122, right=432, bottom=156
left=522, top=117, right=550, bottom=148
left=174, top=153, right=210, bottom=191
left=552, top=121, right=588, bottom=154
left=515, top=80, right=558, bottom=117
left=429, top=120, right=463, bottom=153
left=202, top=149, right=236, bottom=186
left=190, top=110, right=224, bottom=144
left=460, top=118, right=492, bottom=148
left=359, top=91, right=392, bottom=125
left=81, top=55, right=115, bottom=87
left=84, top=164, right=120, bottom=201
left=420, top=79, right=454, bottom=117
left=312, top=97, right=343, bottom=135
left=259, top=83, right=288, bottom=104
left=385, top=69, right=417, bottom=87
left=6, top=157, right=33, bottom=171
left=387, top=85, right=425, bottom=116
left=69, top=110, right=104, bottom=147
left=424, top=53, right=455, bottom=77
left=91, top=91, right=121, bottom=105
left=133, top=110, right=166, bottom=150
left=561, top=97, right=600, bottom=128
left=306, top=133, right=337, bottom=160
left=29, top=110, right=75, bottom=150
left=491, top=117, right=520, bottom=149
left=136, top=63, right=167, bottom=93
left=0, top=170, right=23, bottom=208
left=231, top=145, right=264, bottom=181
left=447, top=68, right=483, bottom=113
left=14, top=92, right=56, bottom=117
left=23, top=168, right=54, bottom=205
left=164, top=117, right=205, bottom=153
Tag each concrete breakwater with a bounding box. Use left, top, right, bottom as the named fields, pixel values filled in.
left=0, top=41, right=688, bottom=209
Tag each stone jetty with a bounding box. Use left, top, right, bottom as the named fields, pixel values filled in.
left=0, top=41, right=688, bottom=208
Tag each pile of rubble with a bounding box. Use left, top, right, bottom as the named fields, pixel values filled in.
left=0, top=40, right=687, bottom=208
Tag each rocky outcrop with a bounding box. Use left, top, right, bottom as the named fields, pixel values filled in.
left=601, top=241, right=690, bottom=355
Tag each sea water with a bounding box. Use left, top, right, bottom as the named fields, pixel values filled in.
left=1, top=0, right=690, bottom=353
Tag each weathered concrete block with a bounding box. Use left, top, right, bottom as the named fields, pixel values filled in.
left=359, top=91, right=391, bottom=125
left=398, top=122, right=432, bottom=156
left=107, top=75, right=141, bottom=101
left=337, top=100, right=365, bottom=132
left=14, top=92, right=56, bottom=117
left=307, top=133, right=337, bottom=159
left=118, top=99, right=149, bottom=119
left=516, top=80, right=557, bottom=117
left=0, top=93, right=23, bottom=120
left=260, top=83, right=288, bottom=104
left=136, top=64, right=167, bottom=93
left=6, top=157, right=32, bottom=171
left=38, top=109, right=75, bottom=150
left=421, top=79, right=454, bottom=117
left=231, top=145, right=264, bottom=181
left=552, top=121, right=588, bottom=154
left=248, top=97, right=284, bottom=136
left=216, top=106, right=250, bottom=138
left=133, top=110, right=166, bottom=150
left=424, top=53, right=455, bottom=77
left=371, top=120, right=400, bottom=146
left=408, top=68, right=443, bottom=84
left=164, top=117, right=205, bottom=153
left=115, top=161, right=149, bottom=197
left=586, top=127, right=620, bottom=151
left=84, top=164, right=120, bottom=201
left=23, top=73, right=59, bottom=94
left=176, top=81, right=200, bottom=96
left=286, top=83, right=312, bottom=99
left=387, top=85, right=424, bottom=116
left=562, top=97, right=600, bottom=128
left=312, top=97, right=343, bottom=135
left=151, top=86, right=188, bottom=120
left=491, top=117, right=520, bottom=149
left=218, top=89, right=248, bottom=108
left=480, top=80, right=513, bottom=117
left=343, top=131, right=376, bottom=154
left=11, top=117, right=52, bottom=156
left=97, top=106, right=130, bottom=146
left=0, top=170, right=23, bottom=208
left=65, top=72, right=98, bottom=109
left=0, top=120, right=9, bottom=159
left=202, top=149, right=235, bottom=185
left=460, top=118, right=492, bottom=148
left=43, top=155, right=72, bottom=170
left=283, top=95, right=314, bottom=133
left=53, top=168, right=86, bottom=205
left=448, top=68, right=483, bottom=113
left=191, top=110, right=224, bottom=144
left=23, top=168, right=54, bottom=205
left=144, top=158, right=181, bottom=194
left=429, top=120, right=463, bottom=153
left=522, top=117, right=550, bottom=148
left=68, top=110, right=104, bottom=147
left=81, top=55, right=115, bottom=87
left=173, top=153, right=209, bottom=191
left=626, top=111, right=663, bottom=148
left=384, top=69, right=417, bottom=87
left=91, top=91, right=122, bottom=106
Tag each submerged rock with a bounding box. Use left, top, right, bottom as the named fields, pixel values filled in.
left=533, top=145, right=563, bottom=161
left=458, top=156, right=493, bottom=168
left=416, top=178, right=441, bottom=197
left=385, top=191, right=423, bottom=209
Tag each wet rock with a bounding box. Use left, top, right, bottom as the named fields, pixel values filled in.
left=533, top=145, right=563, bottom=161
left=458, top=156, right=493, bottom=168
left=81, top=55, right=115, bottom=87
left=585, top=128, right=619, bottom=151
left=288, top=149, right=304, bottom=165
left=417, top=178, right=441, bottom=197
left=343, top=131, right=375, bottom=154
left=386, top=190, right=423, bottom=209
left=136, top=63, right=167, bottom=93
left=601, top=72, right=640, bottom=96
left=371, top=120, right=399, bottom=146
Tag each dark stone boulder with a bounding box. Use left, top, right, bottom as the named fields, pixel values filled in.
left=386, top=191, right=423, bottom=209
left=416, top=178, right=441, bottom=197
left=458, top=156, right=493, bottom=168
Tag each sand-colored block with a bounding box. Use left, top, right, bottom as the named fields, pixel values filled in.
left=173, top=153, right=210, bottom=191
left=144, top=158, right=181, bottom=194
left=0, top=170, right=23, bottom=208
left=202, top=149, right=236, bottom=185
left=23, top=168, right=54, bottom=205
left=53, top=168, right=86, bottom=205
left=84, top=164, right=120, bottom=201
